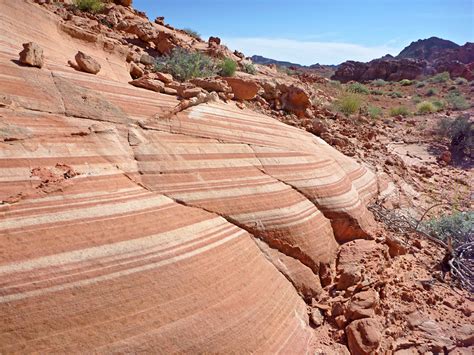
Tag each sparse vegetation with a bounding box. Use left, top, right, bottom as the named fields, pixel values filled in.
left=219, top=58, right=237, bottom=77
left=399, top=79, right=413, bottom=86
left=426, top=87, right=438, bottom=97
left=388, top=91, right=403, bottom=98
left=329, top=80, right=342, bottom=89
left=437, top=115, right=473, bottom=159
left=368, top=105, right=382, bottom=119
left=446, top=92, right=470, bottom=110
left=242, top=62, right=257, bottom=75
left=347, top=82, right=370, bottom=94
left=455, top=77, right=468, bottom=85
left=73, top=0, right=104, bottom=13
left=432, top=100, right=445, bottom=111
left=370, top=89, right=384, bottom=95
left=416, top=81, right=426, bottom=88
left=155, top=47, right=218, bottom=82
left=416, top=101, right=436, bottom=114
left=389, top=106, right=410, bottom=117
left=422, top=211, right=473, bottom=248
left=372, top=79, right=387, bottom=87
left=182, top=28, right=201, bottom=40
left=334, top=94, right=363, bottom=116
left=429, top=71, right=450, bottom=83
left=412, top=95, right=422, bottom=104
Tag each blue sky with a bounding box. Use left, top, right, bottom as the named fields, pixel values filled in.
left=134, top=0, right=474, bottom=65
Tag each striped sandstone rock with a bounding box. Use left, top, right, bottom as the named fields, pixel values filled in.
left=0, top=1, right=377, bottom=353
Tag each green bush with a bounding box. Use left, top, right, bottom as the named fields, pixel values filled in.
left=455, top=77, right=468, bottom=85
left=368, top=105, right=382, bottom=119
left=426, top=87, right=438, bottom=97
left=422, top=211, right=473, bottom=248
left=446, top=92, right=470, bottom=110
left=242, top=62, right=256, bottom=75
left=399, top=79, right=413, bottom=86
left=412, top=95, right=422, bottom=104
left=219, top=58, right=237, bottom=77
left=429, top=71, right=450, bottom=83
left=416, top=81, right=426, bottom=88
left=347, top=82, right=370, bottom=94
left=182, top=28, right=201, bottom=40
left=389, top=106, right=410, bottom=117
left=416, top=101, right=436, bottom=114
left=388, top=91, right=403, bottom=98
left=155, top=48, right=218, bottom=82
left=73, top=0, right=104, bottom=13
left=432, top=100, right=445, bottom=111
left=334, top=94, right=363, bottom=116
left=372, top=79, right=387, bottom=87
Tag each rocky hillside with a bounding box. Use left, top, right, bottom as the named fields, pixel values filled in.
left=397, top=37, right=460, bottom=61
left=0, top=1, right=472, bottom=354
left=333, top=38, right=474, bottom=83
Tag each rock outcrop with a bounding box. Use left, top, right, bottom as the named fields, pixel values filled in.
left=333, top=37, right=474, bottom=82
left=0, top=1, right=381, bottom=353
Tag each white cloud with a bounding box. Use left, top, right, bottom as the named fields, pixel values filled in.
left=219, top=37, right=404, bottom=65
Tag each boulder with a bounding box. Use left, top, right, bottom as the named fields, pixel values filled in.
left=346, top=319, right=382, bottom=355
left=181, top=87, right=203, bottom=99
left=130, top=62, right=144, bottom=79
left=223, top=77, right=260, bottom=100
left=155, top=71, right=173, bottom=84
left=140, top=53, right=155, bottom=66
left=114, top=0, right=132, bottom=6
left=208, top=36, right=221, bottom=46
left=129, top=76, right=164, bottom=92
left=336, top=264, right=362, bottom=290
left=190, top=78, right=232, bottom=93
left=19, top=42, right=44, bottom=68
left=346, top=289, right=379, bottom=321
left=279, top=84, right=311, bottom=117
left=74, top=51, right=101, bottom=74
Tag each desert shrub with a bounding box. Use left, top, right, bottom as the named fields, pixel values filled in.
left=370, top=89, right=384, bottom=95
left=446, top=92, right=470, bottom=110
left=368, top=105, right=382, bottom=119
left=242, top=62, right=256, bottom=75
left=432, top=100, right=445, bottom=111
left=416, top=101, right=436, bottom=114
left=426, top=87, right=438, bottom=97
left=347, top=82, right=370, bottom=94
left=436, top=115, right=473, bottom=159
left=372, top=79, right=387, bottom=87
left=389, top=106, right=410, bottom=117
left=182, top=28, right=201, bottom=40
left=429, top=71, right=450, bottom=83
left=73, top=0, right=104, bottom=13
left=219, top=58, right=237, bottom=77
left=388, top=91, right=403, bottom=98
left=329, top=80, right=342, bottom=90
left=277, top=66, right=296, bottom=76
left=422, top=211, right=473, bottom=248
left=412, top=95, right=422, bottom=104
left=455, top=77, right=468, bottom=85
left=416, top=81, right=426, bottom=88
left=399, top=79, right=413, bottom=86
left=334, top=94, right=363, bottom=116
left=155, top=47, right=218, bottom=82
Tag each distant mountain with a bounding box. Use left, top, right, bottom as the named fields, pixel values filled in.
left=332, top=37, right=474, bottom=82
left=397, top=37, right=459, bottom=61
left=250, top=55, right=303, bottom=68
left=250, top=55, right=338, bottom=70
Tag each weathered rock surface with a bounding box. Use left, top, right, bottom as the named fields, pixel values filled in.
left=19, top=41, right=44, bottom=68
left=0, top=1, right=380, bottom=353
